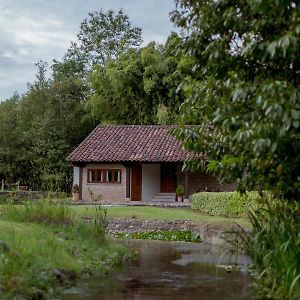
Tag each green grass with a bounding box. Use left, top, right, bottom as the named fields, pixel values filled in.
left=0, top=202, right=128, bottom=299
left=0, top=202, right=250, bottom=227
left=73, top=206, right=250, bottom=227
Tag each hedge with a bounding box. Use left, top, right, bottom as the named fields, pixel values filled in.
left=191, top=191, right=259, bottom=217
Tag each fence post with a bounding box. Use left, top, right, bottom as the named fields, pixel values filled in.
left=1, top=179, right=4, bottom=191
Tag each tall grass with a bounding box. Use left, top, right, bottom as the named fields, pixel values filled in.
left=0, top=200, right=123, bottom=298
left=232, top=199, right=300, bottom=299
left=0, top=219, right=127, bottom=299
left=1, top=199, right=109, bottom=241
left=2, top=199, right=74, bottom=225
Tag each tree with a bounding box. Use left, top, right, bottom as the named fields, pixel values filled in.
left=88, top=35, right=185, bottom=124
left=20, top=72, right=93, bottom=190
left=52, top=9, right=143, bottom=78
left=0, top=9, right=143, bottom=190
left=0, top=62, right=94, bottom=190
left=0, top=94, right=21, bottom=182
left=171, top=0, right=300, bottom=201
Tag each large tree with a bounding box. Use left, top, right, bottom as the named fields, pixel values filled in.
left=0, top=94, right=21, bottom=182
left=171, top=3, right=300, bottom=298
left=171, top=0, right=300, bottom=201
left=88, top=34, right=186, bottom=124
left=0, top=9, right=143, bottom=190
left=53, top=9, right=142, bottom=78
left=0, top=62, right=93, bottom=190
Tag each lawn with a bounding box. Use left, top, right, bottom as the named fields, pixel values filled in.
left=72, top=206, right=250, bottom=227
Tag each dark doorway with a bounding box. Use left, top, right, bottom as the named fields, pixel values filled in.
left=160, top=164, right=177, bottom=193
left=131, top=164, right=142, bottom=201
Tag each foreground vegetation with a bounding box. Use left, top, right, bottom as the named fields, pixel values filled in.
left=0, top=201, right=128, bottom=299
left=172, top=1, right=300, bottom=298
left=234, top=200, right=300, bottom=300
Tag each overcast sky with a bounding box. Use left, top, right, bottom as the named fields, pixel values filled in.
left=0, top=0, right=176, bottom=101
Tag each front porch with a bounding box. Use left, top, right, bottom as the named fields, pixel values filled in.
left=129, top=163, right=189, bottom=202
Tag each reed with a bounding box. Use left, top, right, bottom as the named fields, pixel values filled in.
left=231, top=199, right=300, bottom=299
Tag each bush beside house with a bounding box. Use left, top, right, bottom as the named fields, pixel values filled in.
left=192, top=191, right=259, bottom=217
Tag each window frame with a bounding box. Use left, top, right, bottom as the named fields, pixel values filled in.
left=87, top=169, right=122, bottom=184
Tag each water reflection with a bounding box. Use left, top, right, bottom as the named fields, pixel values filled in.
left=60, top=239, right=252, bottom=300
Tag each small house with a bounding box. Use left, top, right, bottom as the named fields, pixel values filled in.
left=67, top=125, right=234, bottom=202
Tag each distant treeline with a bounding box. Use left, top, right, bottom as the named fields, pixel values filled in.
left=0, top=10, right=188, bottom=191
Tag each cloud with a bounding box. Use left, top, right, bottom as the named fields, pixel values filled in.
left=0, top=0, right=175, bottom=100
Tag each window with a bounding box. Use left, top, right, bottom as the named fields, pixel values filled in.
left=88, top=169, right=121, bottom=183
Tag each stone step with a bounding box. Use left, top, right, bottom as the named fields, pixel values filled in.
left=149, top=192, right=177, bottom=202
left=157, top=193, right=175, bottom=196
left=154, top=195, right=176, bottom=199
left=151, top=198, right=176, bottom=202
left=151, top=197, right=175, bottom=201
left=150, top=199, right=175, bottom=203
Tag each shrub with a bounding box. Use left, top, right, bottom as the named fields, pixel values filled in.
left=192, top=191, right=259, bottom=217
left=176, top=185, right=185, bottom=196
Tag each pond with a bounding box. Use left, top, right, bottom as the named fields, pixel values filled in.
left=60, top=239, right=252, bottom=300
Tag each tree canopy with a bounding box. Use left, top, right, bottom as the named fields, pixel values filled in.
left=171, top=0, right=300, bottom=201
left=0, top=9, right=184, bottom=190
left=0, top=62, right=93, bottom=190
left=88, top=34, right=185, bottom=125
left=52, top=9, right=143, bottom=78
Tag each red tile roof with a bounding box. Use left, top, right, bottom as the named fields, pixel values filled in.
left=67, top=125, right=191, bottom=163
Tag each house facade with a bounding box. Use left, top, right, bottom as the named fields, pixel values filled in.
left=68, top=125, right=234, bottom=202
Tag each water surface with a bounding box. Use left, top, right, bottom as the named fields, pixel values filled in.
left=60, top=239, right=252, bottom=300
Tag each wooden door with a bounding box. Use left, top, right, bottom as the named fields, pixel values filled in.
left=161, top=164, right=177, bottom=193
left=131, top=164, right=142, bottom=201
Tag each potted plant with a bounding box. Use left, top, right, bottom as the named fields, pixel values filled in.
left=176, top=184, right=185, bottom=202
left=72, top=184, right=80, bottom=201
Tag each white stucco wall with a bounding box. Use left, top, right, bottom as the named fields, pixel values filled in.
left=73, top=166, right=80, bottom=186
left=142, top=164, right=160, bottom=202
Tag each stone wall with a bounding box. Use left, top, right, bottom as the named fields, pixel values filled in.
left=82, top=163, right=127, bottom=201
